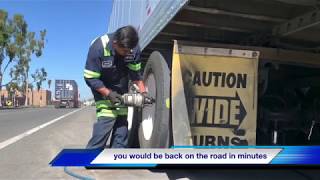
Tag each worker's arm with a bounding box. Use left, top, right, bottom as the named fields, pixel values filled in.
left=126, top=46, right=146, bottom=93
left=96, top=87, right=111, bottom=96
left=84, top=43, right=111, bottom=96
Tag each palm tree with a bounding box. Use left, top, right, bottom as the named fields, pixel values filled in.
left=48, top=79, right=51, bottom=89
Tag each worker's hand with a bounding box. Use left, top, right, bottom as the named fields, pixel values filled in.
left=141, top=92, right=148, bottom=98
left=108, top=91, right=122, bottom=105
left=133, top=80, right=146, bottom=94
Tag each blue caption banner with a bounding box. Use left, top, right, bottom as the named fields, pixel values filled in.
left=50, top=146, right=320, bottom=167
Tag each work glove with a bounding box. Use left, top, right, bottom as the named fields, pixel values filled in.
left=108, top=91, right=122, bottom=105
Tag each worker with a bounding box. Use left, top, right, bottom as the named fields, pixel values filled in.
left=84, top=25, right=146, bottom=149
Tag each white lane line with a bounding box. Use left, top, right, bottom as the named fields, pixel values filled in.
left=0, top=107, right=85, bottom=150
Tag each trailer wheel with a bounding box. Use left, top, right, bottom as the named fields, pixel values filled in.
left=138, top=51, right=171, bottom=148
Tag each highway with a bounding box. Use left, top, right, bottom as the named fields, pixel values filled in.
left=0, top=107, right=319, bottom=180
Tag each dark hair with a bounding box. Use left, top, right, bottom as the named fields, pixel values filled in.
left=114, top=25, right=139, bottom=49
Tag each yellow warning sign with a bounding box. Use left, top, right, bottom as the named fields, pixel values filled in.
left=172, top=41, right=259, bottom=146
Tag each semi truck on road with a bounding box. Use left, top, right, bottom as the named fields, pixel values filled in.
left=55, top=80, right=79, bottom=108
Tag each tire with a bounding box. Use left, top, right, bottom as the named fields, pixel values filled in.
left=69, top=102, right=74, bottom=108
left=138, top=51, right=171, bottom=148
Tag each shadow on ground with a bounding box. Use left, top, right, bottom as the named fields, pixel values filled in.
left=149, top=169, right=319, bottom=180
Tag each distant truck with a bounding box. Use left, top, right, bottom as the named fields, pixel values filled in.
left=54, top=80, right=79, bottom=108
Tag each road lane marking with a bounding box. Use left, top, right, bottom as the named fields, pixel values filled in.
left=0, top=107, right=85, bottom=150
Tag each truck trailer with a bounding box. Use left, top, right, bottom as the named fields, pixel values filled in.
left=108, top=0, right=320, bottom=147
left=55, top=80, right=79, bottom=108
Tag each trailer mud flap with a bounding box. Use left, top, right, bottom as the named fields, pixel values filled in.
left=171, top=41, right=259, bottom=146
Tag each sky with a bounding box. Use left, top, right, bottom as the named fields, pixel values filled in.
left=0, top=0, right=113, bottom=100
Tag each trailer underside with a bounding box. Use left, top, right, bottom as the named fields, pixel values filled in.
left=142, top=0, right=320, bottom=66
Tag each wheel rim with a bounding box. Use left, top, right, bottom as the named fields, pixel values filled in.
left=141, top=73, right=156, bottom=141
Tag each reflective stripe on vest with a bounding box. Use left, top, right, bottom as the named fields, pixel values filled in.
left=127, top=62, right=141, bottom=71
left=101, top=34, right=112, bottom=57
left=95, top=100, right=128, bottom=117
left=84, top=69, right=101, bottom=78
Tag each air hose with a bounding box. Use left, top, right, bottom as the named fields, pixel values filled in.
left=63, top=166, right=95, bottom=180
